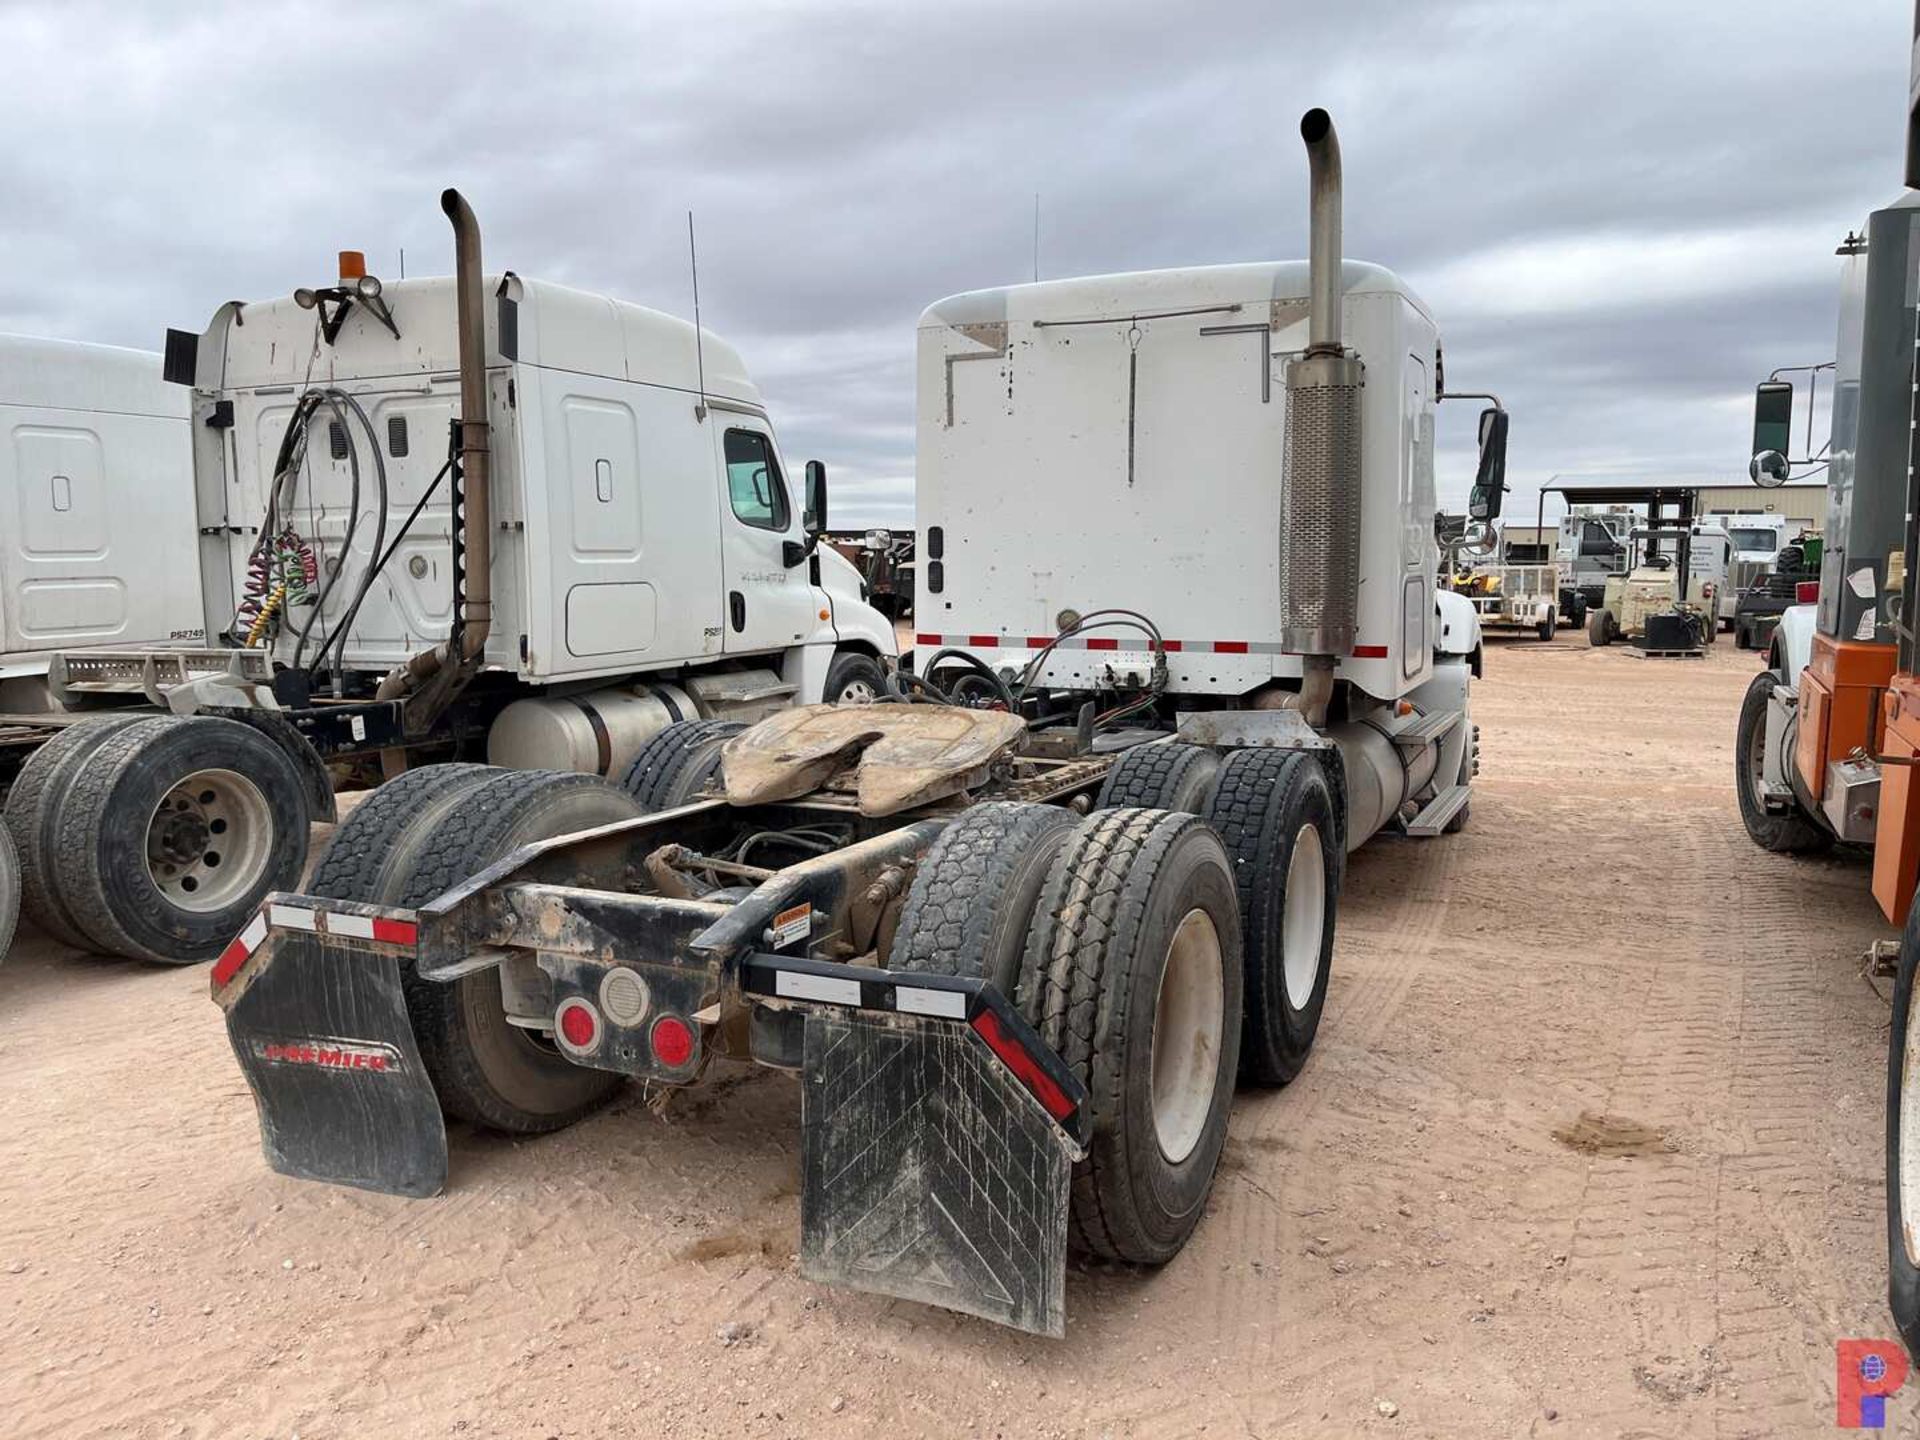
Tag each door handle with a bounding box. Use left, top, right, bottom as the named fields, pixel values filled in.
left=729, top=591, right=746, bottom=633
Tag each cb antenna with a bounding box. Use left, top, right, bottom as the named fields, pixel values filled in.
left=689, top=211, right=708, bottom=422
left=1032, top=193, right=1040, bottom=283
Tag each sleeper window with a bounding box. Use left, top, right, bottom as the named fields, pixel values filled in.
left=724, top=429, right=790, bottom=532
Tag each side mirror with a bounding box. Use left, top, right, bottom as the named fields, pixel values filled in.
left=804, top=459, right=827, bottom=534
left=1751, top=380, right=1794, bottom=475
left=1468, top=407, right=1509, bottom=522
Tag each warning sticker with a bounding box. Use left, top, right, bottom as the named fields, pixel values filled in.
left=1850, top=566, right=1876, bottom=599
left=769, top=903, right=813, bottom=949
left=1856, top=605, right=1877, bottom=640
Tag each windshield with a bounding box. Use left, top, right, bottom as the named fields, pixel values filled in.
left=1729, top=527, right=1776, bottom=553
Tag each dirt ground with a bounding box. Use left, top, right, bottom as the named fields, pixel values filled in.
left=0, top=636, right=1906, bottom=1438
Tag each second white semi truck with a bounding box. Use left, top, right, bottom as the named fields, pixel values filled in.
left=0, top=198, right=895, bottom=967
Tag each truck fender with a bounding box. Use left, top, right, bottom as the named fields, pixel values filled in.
left=204, top=707, right=339, bottom=824
left=1772, top=603, right=1817, bottom=688
left=1434, top=589, right=1481, bottom=658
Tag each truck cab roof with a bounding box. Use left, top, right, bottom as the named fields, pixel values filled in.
left=919, top=259, right=1430, bottom=331
left=0, top=333, right=183, bottom=418
left=202, top=274, right=762, bottom=408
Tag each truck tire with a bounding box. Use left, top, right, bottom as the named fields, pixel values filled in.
left=3, top=713, right=148, bottom=949
left=1736, top=668, right=1832, bottom=854
left=387, top=770, right=643, bottom=1133
left=1586, top=609, right=1612, bottom=647
left=825, top=651, right=887, bottom=705
left=620, top=719, right=746, bottom=812
left=306, top=763, right=497, bottom=900
left=51, top=715, right=311, bottom=963
left=1203, top=749, right=1340, bottom=1086
left=0, top=822, right=18, bottom=964
left=1095, top=741, right=1221, bottom=814
left=1886, top=902, right=1920, bottom=1361
left=888, top=801, right=1078, bottom=995
left=1536, top=607, right=1556, bottom=642
left=1021, top=807, right=1243, bottom=1264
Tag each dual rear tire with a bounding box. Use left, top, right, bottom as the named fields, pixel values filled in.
left=309, top=765, right=643, bottom=1133
left=890, top=753, right=1341, bottom=1267
left=4, top=713, right=311, bottom=963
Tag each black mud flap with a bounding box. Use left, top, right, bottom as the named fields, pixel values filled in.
left=222, top=930, right=447, bottom=1198
left=799, top=1008, right=1071, bottom=1337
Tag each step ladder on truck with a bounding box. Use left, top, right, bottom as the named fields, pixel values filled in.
left=212, top=110, right=1499, bottom=1337
left=1733, top=12, right=1920, bottom=1362
left=0, top=195, right=895, bottom=968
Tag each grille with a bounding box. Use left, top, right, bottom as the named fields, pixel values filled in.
left=1279, top=353, right=1364, bottom=655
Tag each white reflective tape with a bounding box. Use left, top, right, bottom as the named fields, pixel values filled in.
left=325, top=911, right=376, bottom=940
left=238, top=912, right=269, bottom=955
left=895, top=985, right=968, bottom=1020
left=269, top=904, right=317, bottom=932
left=774, top=970, right=864, bottom=1007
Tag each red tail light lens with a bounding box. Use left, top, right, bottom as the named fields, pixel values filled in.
left=556, top=999, right=599, bottom=1049
left=651, top=1014, right=695, bottom=1068
left=1797, top=581, right=1819, bottom=604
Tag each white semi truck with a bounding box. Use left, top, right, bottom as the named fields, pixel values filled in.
left=0, top=336, right=200, bottom=700
left=0, top=334, right=201, bottom=959
left=0, top=196, right=894, bottom=966
left=212, top=109, right=1497, bottom=1339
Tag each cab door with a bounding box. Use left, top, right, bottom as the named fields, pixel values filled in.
left=713, top=420, right=821, bottom=653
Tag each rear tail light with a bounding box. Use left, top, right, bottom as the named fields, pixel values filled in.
left=651, top=1014, right=695, bottom=1069
left=1797, top=581, right=1819, bottom=604
left=556, top=998, right=600, bottom=1050
left=970, top=1010, right=1075, bottom=1122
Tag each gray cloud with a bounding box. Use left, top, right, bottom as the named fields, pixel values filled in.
left=0, top=0, right=1906, bottom=525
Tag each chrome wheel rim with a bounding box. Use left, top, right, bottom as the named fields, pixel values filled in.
left=1150, top=907, right=1225, bottom=1164
left=144, top=767, right=273, bottom=912
left=1282, top=824, right=1326, bottom=1011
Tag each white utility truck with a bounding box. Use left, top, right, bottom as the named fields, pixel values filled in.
left=0, top=195, right=894, bottom=967
left=212, top=110, right=1497, bottom=1340
left=1707, top=510, right=1792, bottom=627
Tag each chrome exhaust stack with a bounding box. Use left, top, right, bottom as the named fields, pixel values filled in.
left=442, top=188, right=492, bottom=663
left=372, top=190, right=494, bottom=767
left=1279, top=107, right=1364, bottom=721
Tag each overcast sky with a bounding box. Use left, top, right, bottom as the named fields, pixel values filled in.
left=0, top=0, right=1906, bottom=525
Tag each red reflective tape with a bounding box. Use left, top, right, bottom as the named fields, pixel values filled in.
left=967, top=634, right=998, bottom=648
left=211, top=937, right=249, bottom=989
left=914, top=632, right=941, bottom=647
left=1213, top=640, right=1249, bottom=655
left=1158, top=639, right=1183, bottom=653
left=1351, top=644, right=1389, bottom=658
left=371, top=917, right=418, bottom=947
left=1085, top=637, right=1119, bottom=651
left=1026, top=635, right=1052, bottom=648
left=970, top=1009, right=1075, bottom=1122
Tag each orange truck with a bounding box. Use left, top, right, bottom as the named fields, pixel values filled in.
left=1734, top=12, right=1920, bottom=1358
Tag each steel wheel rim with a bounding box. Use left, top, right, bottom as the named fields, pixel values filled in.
left=1745, top=686, right=1771, bottom=798
left=144, top=767, right=273, bottom=913
left=836, top=678, right=878, bottom=705
left=1282, top=823, right=1326, bottom=1011
left=1150, top=906, right=1225, bottom=1165
left=1903, top=976, right=1920, bottom=1267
